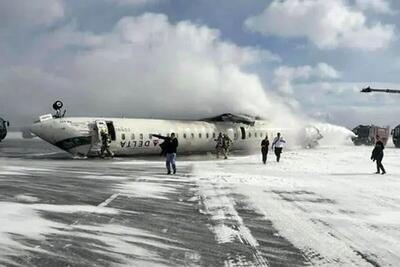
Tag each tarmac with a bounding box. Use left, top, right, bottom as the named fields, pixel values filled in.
left=0, top=138, right=306, bottom=267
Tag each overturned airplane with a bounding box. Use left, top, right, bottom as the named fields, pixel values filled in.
left=30, top=101, right=323, bottom=157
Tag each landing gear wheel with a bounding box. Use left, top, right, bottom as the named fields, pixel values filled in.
left=53, top=100, right=63, bottom=111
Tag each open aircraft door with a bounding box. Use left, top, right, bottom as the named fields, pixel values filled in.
left=240, top=127, right=246, bottom=140
left=94, top=120, right=108, bottom=144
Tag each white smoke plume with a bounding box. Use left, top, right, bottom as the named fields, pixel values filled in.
left=1, top=14, right=292, bottom=123
left=0, top=12, right=352, bottom=145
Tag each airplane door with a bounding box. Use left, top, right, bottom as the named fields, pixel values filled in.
left=95, top=120, right=108, bottom=143
left=240, top=127, right=246, bottom=140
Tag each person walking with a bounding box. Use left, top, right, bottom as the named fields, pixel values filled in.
left=215, top=133, right=224, bottom=159
left=222, top=134, right=232, bottom=159
left=272, top=133, right=286, bottom=162
left=153, top=133, right=179, bottom=174
left=371, top=135, right=386, bottom=174
left=261, top=135, right=269, bottom=164
left=100, top=130, right=114, bottom=158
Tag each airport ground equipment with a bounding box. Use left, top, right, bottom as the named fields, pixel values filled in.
left=352, top=125, right=390, bottom=146
left=0, top=117, right=10, bottom=142
left=361, top=86, right=400, bottom=146
left=392, top=125, right=400, bottom=148
left=361, top=86, right=400, bottom=94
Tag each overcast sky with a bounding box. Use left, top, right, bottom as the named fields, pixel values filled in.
left=1, top=0, right=400, bottom=128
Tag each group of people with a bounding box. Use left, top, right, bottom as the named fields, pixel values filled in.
left=100, top=129, right=387, bottom=175
left=261, top=132, right=286, bottom=164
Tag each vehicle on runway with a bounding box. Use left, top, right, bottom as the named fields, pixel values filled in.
left=392, top=125, right=400, bottom=148
left=30, top=102, right=324, bottom=157
left=361, top=86, right=400, bottom=147
left=0, top=117, right=10, bottom=142
left=351, top=125, right=389, bottom=146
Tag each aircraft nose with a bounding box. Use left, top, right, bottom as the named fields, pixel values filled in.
left=30, top=121, right=44, bottom=138
left=30, top=120, right=54, bottom=143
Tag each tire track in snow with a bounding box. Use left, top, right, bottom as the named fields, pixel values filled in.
left=197, top=179, right=269, bottom=267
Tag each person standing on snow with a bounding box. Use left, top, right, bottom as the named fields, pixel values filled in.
left=272, top=132, right=286, bottom=162
left=222, top=134, right=232, bottom=159
left=215, top=133, right=224, bottom=159
left=371, top=135, right=386, bottom=174
left=153, top=133, right=179, bottom=174
left=261, top=135, right=270, bottom=164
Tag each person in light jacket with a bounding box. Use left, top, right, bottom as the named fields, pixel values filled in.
left=272, top=133, right=286, bottom=162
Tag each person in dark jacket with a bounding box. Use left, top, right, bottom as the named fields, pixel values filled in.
left=261, top=135, right=269, bottom=164
left=371, top=135, right=386, bottom=174
left=153, top=133, right=179, bottom=174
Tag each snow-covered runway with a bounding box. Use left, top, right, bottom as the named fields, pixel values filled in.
left=0, top=139, right=399, bottom=266
left=193, top=146, right=400, bottom=266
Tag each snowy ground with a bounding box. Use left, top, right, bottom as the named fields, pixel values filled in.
left=0, top=138, right=399, bottom=266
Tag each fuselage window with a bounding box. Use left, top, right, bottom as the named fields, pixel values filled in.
left=121, top=133, right=126, bottom=140
left=248, top=132, right=251, bottom=138
left=255, top=132, right=258, bottom=138
left=260, top=133, right=263, bottom=138
left=183, top=133, right=187, bottom=139
left=139, top=133, right=143, bottom=140
left=212, top=132, right=216, bottom=139
left=199, top=133, right=202, bottom=138
left=149, top=134, right=152, bottom=139
left=191, top=133, right=195, bottom=139
left=131, top=133, right=135, bottom=140
left=206, top=133, right=209, bottom=139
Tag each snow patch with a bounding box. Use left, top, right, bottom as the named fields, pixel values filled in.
left=14, top=194, right=40, bottom=203
left=116, top=179, right=176, bottom=199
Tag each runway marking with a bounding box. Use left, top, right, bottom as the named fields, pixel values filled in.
left=98, top=193, right=120, bottom=207
left=70, top=194, right=121, bottom=226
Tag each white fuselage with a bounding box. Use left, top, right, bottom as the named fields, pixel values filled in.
left=30, top=116, right=287, bottom=157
